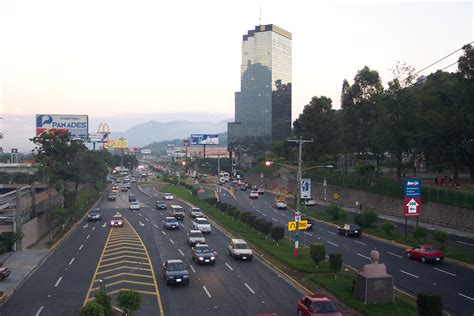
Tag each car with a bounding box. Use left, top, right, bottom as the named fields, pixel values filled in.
left=297, top=294, right=342, bottom=316
left=275, top=200, right=287, bottom=209
left=337, top=224, right=362, bottom=237
left=249, top=191, right=259, bottom=199
left=87, top=208, right=101, bottom=222
left=301, top=198, right=316, bottom=206
left=189, top=207, right=204, bottom=218
left=130, top=177, right=137, bottom=183
left=301, top=216, right=314, bottom=231
left=163, top=259, right=189, bottom=285
left=108, top=193, right=117, bottom=201
left=257, top=187, right=265, bottom=194
left=406, top=244, right=444, bottom=263
left=110, top=214, right=124, bottom=227
left=164, top=193, right=173, bottom=200
left=112, top=185, right=119, bottom=192
left=123, top=182, right=131, bottom=189
left=155, top=201, right=167, bottom=210
left=192, top=217, right=211, bottom=234
left=240, top=185, right=247, bottom=191
left=0, top=267, right=11, bottom=281
left=192, top=244, right=216, bottom=265
left=163, top=217, right=179, bottom=230
left=121, top=186, right=128, bottom=192
left=170, top=205, right=185, bottom=220
left=187, top=230, right=206, bottom=246
left=128, top=194, right=137, bottom=202
left=228, top=238, right=253, bottom=261
left=129, top=201, right=140, bottom=210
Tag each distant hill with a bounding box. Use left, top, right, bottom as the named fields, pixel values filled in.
left=110, top=119, right=230, bottom=147
left=143, top=132, right=228, bottom=154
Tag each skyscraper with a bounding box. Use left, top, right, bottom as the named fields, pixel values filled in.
left=228, top=24, right=292, bottom=150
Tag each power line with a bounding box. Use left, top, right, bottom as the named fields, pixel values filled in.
left=414, top=41, right=473, bottom=76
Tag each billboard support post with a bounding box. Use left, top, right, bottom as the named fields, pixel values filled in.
left=203, top=144, right=206, bottom=159
left=405, top=216, right=407, bottom=240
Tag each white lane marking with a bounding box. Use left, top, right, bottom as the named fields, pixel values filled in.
left=178, top=249, right=185, bottom=256
left=92, top=226, right=96, bottom=231
left=304, top=232, right=313, bottom=236
left=400, top=270, right=420, bottom=279
left=161, top=231, right=166, bottom=235
left=327, top=241, right=339, bottom=247
left=433, top=268, right=456, bottom=277
left=244, top=283, right=256, bottom=294
left=256, top=209, right=260, bottom=213
left=145, top=218, right=150, bottom=222
left=138, top=213, right=143, bottom=217
left=388, top=252, right=403, bottom=258
left=35, top=306, right=45, bottom=316
left=459, top=293, right=474, bottom=301
left=203, top=286, right=212, bottom=298
left=225, top=263, right=234, bottom=271
left=457, top=240, right=474, bottom=247
left=190, top=265, right=196, bottom=273
left=353, top=240, right=366, bottom=246
left=153, top=224, right=158, bottom=228
left=262, top=213, right=267, bottom=217
left=271, top=218, right=278, bottom=222
left=102, top=222, right=107, bottom=228
left=357, top=253, right=371, bottom=260
left=78, top=244, right=84, bottom=251
left=86, top=234, right=90, bottom=240
left=139, top=221, right=145, bottom=226
left=328, top=231, right=337, bottom=236
left=280, top=213, right=285, bottom=217
left=69, top=258, right=75, bottom=265
left=180, top=223, right=185, bottom=227
left=83, top=223, right=88, bottom=228
left=169, top=239, right=175, bottom=244
left=54, top=276, right=62, bottom=287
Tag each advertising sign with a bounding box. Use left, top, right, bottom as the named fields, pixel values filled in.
left=104, top=139, right=128, bottom=149
left=190, top=134, right=219, bottom=145
left=36, top=114, right=88, bottom=139
left=141, top=149, right=152, bottom=154
left=404, top=179, right=422, bottom=216
left=11, top=148, right=18, bottom=154
left=300, top=178, right=311, bottom=199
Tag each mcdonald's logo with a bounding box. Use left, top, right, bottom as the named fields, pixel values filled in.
left=97, top=123, right=110, bottom=134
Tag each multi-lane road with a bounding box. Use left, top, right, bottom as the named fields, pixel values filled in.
left=0, top=183, right=306, bottom=316
left=217, top=185, right=474, bottom=316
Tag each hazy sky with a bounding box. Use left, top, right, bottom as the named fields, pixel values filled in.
left=1, top=0, right=472, bottom=121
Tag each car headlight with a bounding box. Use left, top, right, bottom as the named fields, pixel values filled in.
left=210, top=256, right=215, bottom=260
left=169, top=276, right=174, bottom=279
left=199, top=257, right=204, bottom=260
left=354, top=230, right=358, bottom=233
left=183, top=275, right=189, bottom=278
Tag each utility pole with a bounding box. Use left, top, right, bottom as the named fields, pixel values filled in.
left=287, top=136, right=313, bottom=257
left=217, top=153, right=221, bottom=194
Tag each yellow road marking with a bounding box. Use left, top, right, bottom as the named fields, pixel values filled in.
left=103, top=246, right=143, bottom=253
left=107, top=239, right=142, bottom=246
left=93, top=272, right=153, bottom=281
left=101, top=255, right=149, bottom=263
left=91, top=279, right=155, bottom=291
left=96, top=265, right=151, bottom=275
left=103, top=250, right=146, bottom=258
left=87, top=288, right=158, bottom=302
left=99, top=260, right=150, bottom=269
left=108, top=233, right=137, bottom=238
left=104, top=242, right=145, bottom=252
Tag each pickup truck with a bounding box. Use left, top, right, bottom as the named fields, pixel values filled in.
left=192, top=217, right=211, bottom=234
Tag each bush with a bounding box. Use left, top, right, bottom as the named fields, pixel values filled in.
left=253, top=218, right=266, bottom=232
left=232, top=209, right=241, bottom=219
left=310, top=243, right=326, bottom=268
left=354, top=210, right=378, bottom=228
left=413, top=227, right=428, bottom=242
left=329, top=253, right=342, bottom=279
left=205, top=198, right=218, bottom=206
left=240, top=212, right=251, bottom=224
left=117, top=290, right=142, bottom=316
left=247, top=214, right=257, bottom=227
left=417, top=292, right=442, bottom=316
left=94, top=291, right=111, bottom=315
left=382, top=222, right=395, bottom=237
left=80, top=302, right=105, bottom=316
left=355, top=164, right=375, bottom=176
left=270, top=226, right=285, bottom=245
left=326, top=204, right=347, bottom=221
left=260, top=220, right=273, bottom=237
left=433, top=230, right=448, bottom=250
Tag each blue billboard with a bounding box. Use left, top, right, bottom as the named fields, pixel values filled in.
left=190, top=134, right=219, bottom=145
left=404, top=179, right=421, bottom=198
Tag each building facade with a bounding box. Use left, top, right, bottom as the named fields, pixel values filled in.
left=228, top=24, right=292, bottom=149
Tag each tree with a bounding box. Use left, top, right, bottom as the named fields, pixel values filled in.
left=382, top=222, right=395, bottom=237
left=310, top=243, right=326, bottom=268
left=354, top=210, right=378, bottom=228
left=117, top=290, right=142, bottom=316
left=52, top=206, right=69, bottom=229
left=270, top=226, right=285, bottom=246
left=329, top=253, right=342, bottom=279
left=433, top=230, right=448, bottom=250
left=80, top=302, right=105, bottom=316
left=94, top=291, right=112, bottom=315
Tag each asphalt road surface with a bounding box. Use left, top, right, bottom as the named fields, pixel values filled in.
left=217, top=185, right=474, bottom=316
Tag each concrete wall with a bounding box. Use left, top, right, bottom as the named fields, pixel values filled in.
left=246, top=173, right=474, bottom=233
left=22, top=208, right=52, bottom=249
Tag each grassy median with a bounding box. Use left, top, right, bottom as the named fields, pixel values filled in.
left=161, top=184, right=418, bottom=316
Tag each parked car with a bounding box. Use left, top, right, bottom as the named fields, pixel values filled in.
left=249, top=191, right=259, bottom=199
left=164, top=193, right=173, bottom=200
left=128, top=194, right=136, bottom=202
left=155, top=201, right=167, bottom=210
left=110, top=214, right=124, bottom=227
left=337, top=224, right=362, bottom=237
left=275, top=200, right=287, bottom=209
left=228, top=238, right=253, bottom=261
left=406, top=244, right=444, bottom=263
left=187, top=230, right=206, bottom=246
left=189, top=207, right=204, bottom=218
left=0, top=267, right=11, bottom=281
left=163, top=259, right=189, bottom=285
left=108, top=193, right=117, bottom=201
left=297, top=294, right=342, bottom=316
left=87, top=208, right=101, bottom=222
left=170, top=205, right=185, bottom=220
left=192, top=217, right=211, bottom=234
left=301, top=198, right=316, bottom=206
left=163, top=217, right=179, bottom=230
left=129, top=201, right=140, bottom=211
left=192, top=244, right=216, bottom=265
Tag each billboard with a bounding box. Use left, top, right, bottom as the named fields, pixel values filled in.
left=301, top=178, right=311, bottom=199
left=36, top=114, right=88, bottom=139
left=141, top=149, right=152, bottom=154
left=190, top=134, right=219, bottom=145
left=104, top=139, right=128, bottom=149
left=404, top=179, right=422, bottom=216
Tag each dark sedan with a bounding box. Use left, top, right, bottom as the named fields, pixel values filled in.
left=337, top=224, right=362, bottom=237
left=163, top=259, right=189, bottom=285
left=191, top=244, right=216, bottom=265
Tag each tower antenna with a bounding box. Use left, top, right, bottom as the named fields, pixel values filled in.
left=259, top=4, right=262, bottom=26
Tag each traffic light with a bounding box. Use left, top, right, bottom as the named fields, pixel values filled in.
left=264, top=160, right=272, bottom=167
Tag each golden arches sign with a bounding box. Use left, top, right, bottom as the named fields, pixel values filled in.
left=97, top=123, right=110, bottom=134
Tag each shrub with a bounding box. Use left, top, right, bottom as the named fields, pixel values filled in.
left=260, top=220, right=273, bottom=238
left=254, top=218, right=266, bottom=233
left=205, top=198, right=217, bottom=206
left=232, top=210, right=241, bottom=219
left=413, top=227, right=428, bottom=242
left=94, top=291, right=112, bottom=315
left=327, top=204, right=345, bottom=220
left=240, top=212, right=251, bottom=224
left=117, top=290, right=142, bottom=316
left=270, top=226, right=285, bottom=245
left=382, top=222, right=395, bottom=237
left=433, top=230, right=448, bottom=250
left=354, top=210, right=378, bottom=228
left=417, top=292, right=442, bottom=316
left=247, top=214, right=257, bottom=227
left=310, top=243, right=326, bottom=268
left=80, top=302, right=105, bottom=316
left=355, top=164, right=375, bottom=176
left=329, top=253, right=342, bottom=279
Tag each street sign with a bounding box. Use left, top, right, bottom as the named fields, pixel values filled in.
left=333, top=192, right=340, bottom=200
left=295, top=215, right=301, bottom=222
left=288, top=221, right=296, bottom=231
left=301, top=179, right=311, bottom=199
left=404, top=179, right=422, bottom=216
left=298, top=220, right=308, bottom=230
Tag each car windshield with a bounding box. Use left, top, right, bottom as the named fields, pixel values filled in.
left=312, top=301, right=338, bottom=313
left=195, top=247, right=211, bottom=253
left=190, top=231, right=203, bottom=237
left=90, top=209, right=100, bottom=214
left=235, top=243, right=249, bottom=249
left=197, top=219, right=209, bottom=224
left=424, top=247, right=436, bottom=252
left=113, top=216, right=122, bottom=219
left=166, top=218, right=177, bottom=223
left=167, top=262, right=186, bottom=271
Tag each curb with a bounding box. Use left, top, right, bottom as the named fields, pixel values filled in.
left=137, top=184, right=150, bottom=197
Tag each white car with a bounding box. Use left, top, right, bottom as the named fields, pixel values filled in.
left=190, top=207, right=204, bottom=218
left=249, top=191, right=259, bottom=199
left=228, top=239, right=253, bottom=260
left=275, top=200, right=287, bottom=209
left=129, top=201, right=140, bottom=210
left=164, top=193, right=173, bottom=200
left=301, top=198, right=316, bottom=206
left=192, top=217, right=211, bottom=234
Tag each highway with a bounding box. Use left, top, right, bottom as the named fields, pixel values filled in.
left=0, top=183, right=305, bottom=316
left=217, top=185, right=474, bottom=316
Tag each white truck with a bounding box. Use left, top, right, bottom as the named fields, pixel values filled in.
left=192, top=217, right=211, bottom=234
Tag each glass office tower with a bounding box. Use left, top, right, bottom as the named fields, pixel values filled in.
left=228, top=24, right=292, bottom=148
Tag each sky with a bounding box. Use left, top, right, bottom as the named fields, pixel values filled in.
left=0, top=0, right=472, bottom=150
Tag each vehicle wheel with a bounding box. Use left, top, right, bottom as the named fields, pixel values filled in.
left=421, top=257, right=426, bottom=263
left=297, top=310, right=302, bottom=316
left=406, top=252, right=411, bottom=258
left=228, top=250, right=232, bottom=257
left=345, top=231, right=349, bottom=237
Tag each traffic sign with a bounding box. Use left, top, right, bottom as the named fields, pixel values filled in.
left=288, top=221, right=296, bottom=231
left=404, top=179, right=422, bottom=216
left=295, top=215, right=301, bottom=222
left=333, top=192, right=340, bottom=200
left=301, top=179, right=311, bottom=199
left=298, top=220, right=308, bottom=230
left=404, top=179, right=421, bottom=198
